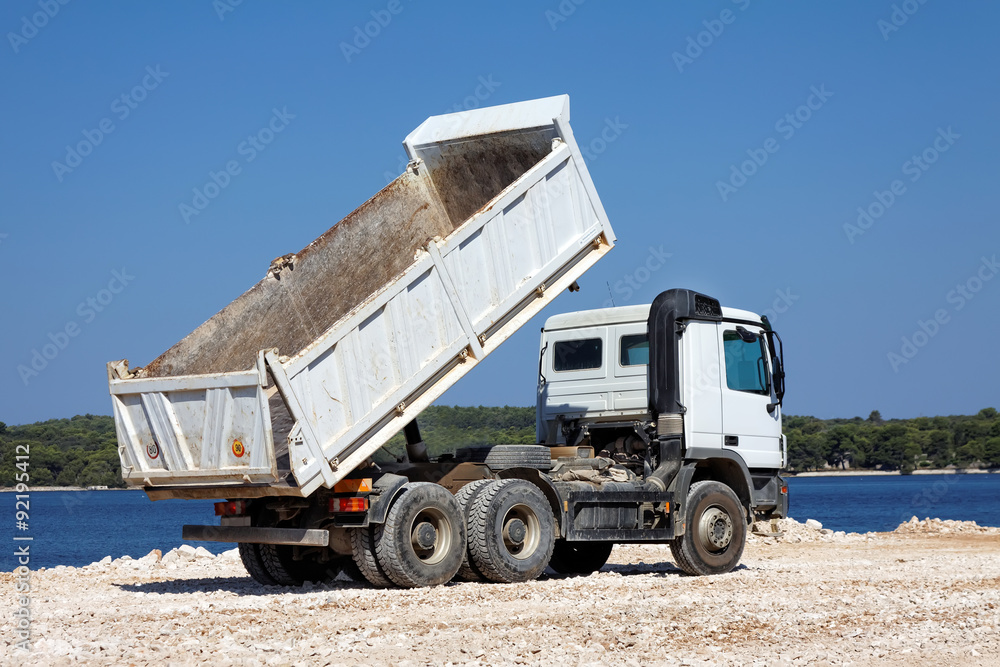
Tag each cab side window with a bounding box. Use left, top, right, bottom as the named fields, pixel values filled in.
left=553, top=338, right=603, bottom=372
left=722, top=330, right=769, bottom=394
left=619, top=334, right=649, bottom=366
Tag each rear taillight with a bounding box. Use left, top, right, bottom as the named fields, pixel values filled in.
left=330, top=497, right=369, bottom=513
left=214, top=500, right=247, bottom=516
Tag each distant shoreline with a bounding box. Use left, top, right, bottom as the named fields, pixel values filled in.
left=788, top=468, right=999, bottom=477
left=4, top=468, right=999, bottom=491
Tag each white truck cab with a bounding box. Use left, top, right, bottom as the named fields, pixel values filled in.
left=539, top=297, right=786, bottom=470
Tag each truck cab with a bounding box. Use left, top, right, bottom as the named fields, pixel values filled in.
left=530, top=288, right=788, bottom=575
left=539, top=292, right=786, bottom=471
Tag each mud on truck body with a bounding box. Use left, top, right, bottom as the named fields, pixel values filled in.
left=108, top=96, right=787, bottom=588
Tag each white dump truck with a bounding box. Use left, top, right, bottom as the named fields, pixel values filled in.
left=108, top=96, right=787, bottom=587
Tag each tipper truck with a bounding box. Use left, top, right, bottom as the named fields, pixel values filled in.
left=108, top=95, right=788, bottom=588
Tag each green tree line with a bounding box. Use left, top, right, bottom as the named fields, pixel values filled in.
left=785, top=408, right=1000, bottom=473
left=0, top=414, right=123, bottom=488
left=379, top=405, right=538, bottom=461
left=2, top=406, right=998, bottom=486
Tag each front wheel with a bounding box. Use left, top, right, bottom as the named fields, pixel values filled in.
left=670, top=480, right=746, bottom=576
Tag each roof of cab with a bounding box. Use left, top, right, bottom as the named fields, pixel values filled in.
left=543, top=303, right=762, bottom=332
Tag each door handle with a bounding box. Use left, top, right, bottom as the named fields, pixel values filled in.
left=724, top=435, right=739, bottom=447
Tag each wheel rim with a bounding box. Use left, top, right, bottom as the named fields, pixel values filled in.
left=698, top=505, right=734, bottom=552
left=409, top=507, right=452, bottom=565
left=502, top=503, right=540, bottom=560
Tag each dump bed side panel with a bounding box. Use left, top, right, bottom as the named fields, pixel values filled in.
left=110, top=369, right=278, bottom=485
left=111, top=95, right=617, bottom=496
left=282, top=143, right=613, bottom=494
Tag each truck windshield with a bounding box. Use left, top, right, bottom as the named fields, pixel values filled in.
left=722, top=330, right=769, bottom=394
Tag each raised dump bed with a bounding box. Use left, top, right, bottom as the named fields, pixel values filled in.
left=108, top=95, right=616, bottom=498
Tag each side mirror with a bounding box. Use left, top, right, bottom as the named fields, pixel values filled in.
left=764, top=329, right=785, bottom=413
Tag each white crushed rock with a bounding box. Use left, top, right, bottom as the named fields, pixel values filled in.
left=893, top=515, right=1000, bottom=535
left=2, top=521, right=999, bottom=666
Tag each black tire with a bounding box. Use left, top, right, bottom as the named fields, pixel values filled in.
left=486, top=445, right=552, bottom=471
left=669, top=481, right=746, bottom=576
left=350, top=526, right=393, bottom=588
left=459, top=445, right=552, bottom=471
left=548, top=541, right=614, bottom=575
left=468, top=479, right=555, bottom=583
left=374, top=482, right=466, bottom=588
left=453, top=479, right=494, bottom=582
left=258, top=544, right=335, bottom=586
left=333, top=554, right=364, bottom=583
left=239, top=542, right=279, bottom=586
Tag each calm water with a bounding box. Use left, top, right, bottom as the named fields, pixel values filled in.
left=786, top=473, right=1000, bottom=533
left=2, top=490, right=228, bottom=571
left=4, top=474, right=1000, bottom=570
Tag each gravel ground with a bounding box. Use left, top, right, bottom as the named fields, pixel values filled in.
left=3, top=517, right=999, bottom=666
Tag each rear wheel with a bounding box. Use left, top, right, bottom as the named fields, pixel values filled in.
left=670, top=481, right=746, bottom=576
left=261, top=544, right=355, bottom=585
left=239, top=542, right=279, bottom=586
left=453, top=479, right=494, bottom=582
left=350, top=526, right=393, bottom=588
left=548, top=541, right=613, bottom=575
left=373, top=482, right=466, bottom=588
left=467, top=480, right=555, bottom=583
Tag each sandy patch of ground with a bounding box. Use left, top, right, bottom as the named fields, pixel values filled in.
left=3, top=518, right=999, bottom=666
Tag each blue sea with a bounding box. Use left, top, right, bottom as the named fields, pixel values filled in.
left=3, top=473, right=999, bottom=570
left=785, top=473, right=1000, bottom=533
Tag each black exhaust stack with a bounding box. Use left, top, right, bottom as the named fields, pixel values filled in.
left=403, top=420, right=429, bottom=463
left=644, top=288, right=723, bottom=490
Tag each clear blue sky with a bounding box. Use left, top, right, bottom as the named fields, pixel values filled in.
left=2, top=1, right=998, bottom=425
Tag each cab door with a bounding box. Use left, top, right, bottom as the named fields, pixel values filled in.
left=718, top=324, right=782, bottom=468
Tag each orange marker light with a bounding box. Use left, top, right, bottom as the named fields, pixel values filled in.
left=333, top=478, right=372, bottom=493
